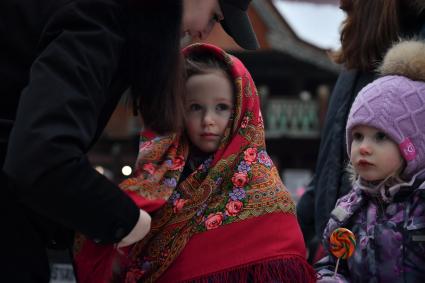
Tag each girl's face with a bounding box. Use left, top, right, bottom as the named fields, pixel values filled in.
left=184, top=70, right=234, bottom=154
left=182, top=0, right=223, bottom=40
left=350, top=125, right=404, bottom=182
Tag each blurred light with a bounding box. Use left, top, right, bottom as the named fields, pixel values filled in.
left=122, top=165, right=132, bottom=176
left=95, top=166, right=105, bottom=175
left=300, top=90, right=312, bottom=101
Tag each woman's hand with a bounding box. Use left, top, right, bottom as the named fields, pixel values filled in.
left=117, top=209, right=151, bottom=248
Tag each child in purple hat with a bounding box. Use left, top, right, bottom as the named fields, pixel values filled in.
left=316, top=39, right=425, bottom=282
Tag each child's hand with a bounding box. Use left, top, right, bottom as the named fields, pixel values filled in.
left=117, top=209, right=151, bottom=248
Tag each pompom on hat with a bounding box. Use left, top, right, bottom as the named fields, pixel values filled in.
left=346, top=40, right=425, bottom=178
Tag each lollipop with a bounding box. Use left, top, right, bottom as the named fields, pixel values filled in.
left=329, top=228, right=356, bottom=276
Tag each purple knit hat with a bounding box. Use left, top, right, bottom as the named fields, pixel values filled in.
left=346, top=40, right=425, bottom=178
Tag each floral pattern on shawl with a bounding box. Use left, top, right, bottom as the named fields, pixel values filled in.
left=121, top=43, right=296, bottom=282
left=120, top=133, right=188, bottom=202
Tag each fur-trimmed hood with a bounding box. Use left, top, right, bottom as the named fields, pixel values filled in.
left=379, top=39, right=425, bottom=81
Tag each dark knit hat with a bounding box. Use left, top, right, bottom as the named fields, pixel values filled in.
left=346, top=40, right=425, bottom=178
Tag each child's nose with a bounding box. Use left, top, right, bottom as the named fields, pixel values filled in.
left=202, top=111, right=214, bottom=125
left=359, top=143, right=371, bottom=155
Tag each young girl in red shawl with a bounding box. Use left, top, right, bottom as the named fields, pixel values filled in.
left=75, top=43, right=315, bottom=283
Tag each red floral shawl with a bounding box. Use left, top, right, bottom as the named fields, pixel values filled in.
left=74, top=43, right=315, bottom=283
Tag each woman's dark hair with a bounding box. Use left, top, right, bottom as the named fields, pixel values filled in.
left=332, top=0, right=400, bottom=71
left=128, top=0, right=185, bottom=134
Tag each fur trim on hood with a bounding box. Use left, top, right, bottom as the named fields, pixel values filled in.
left=379, top=40, right=425, bottom=82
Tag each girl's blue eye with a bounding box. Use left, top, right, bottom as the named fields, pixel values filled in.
left=352, top=132, right=363, bottom=141
left=375, top=132, right=387, bottom=141
left=216, top=103, right=231, bottom=111
left=189, top=104, right=201, bottom=111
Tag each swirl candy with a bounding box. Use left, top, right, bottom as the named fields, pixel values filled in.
left=330, top=228, right=356, bottom=260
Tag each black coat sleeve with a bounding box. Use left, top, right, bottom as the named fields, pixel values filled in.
left=3, top=0, right=139, bottom=244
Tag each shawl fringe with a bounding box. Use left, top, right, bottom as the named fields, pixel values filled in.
left=182, top=255, right=317, bottom=283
